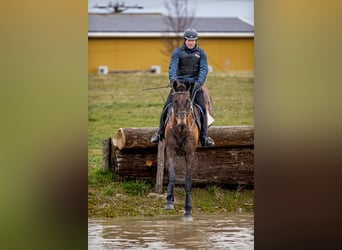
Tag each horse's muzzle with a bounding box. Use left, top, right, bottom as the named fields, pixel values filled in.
left=178, top=123, right=186, bottom=132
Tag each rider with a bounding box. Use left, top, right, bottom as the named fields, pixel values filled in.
left=151, top=28, right=215, bottom=147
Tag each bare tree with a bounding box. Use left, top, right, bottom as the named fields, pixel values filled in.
left=161, top=0, right=195, bottom=57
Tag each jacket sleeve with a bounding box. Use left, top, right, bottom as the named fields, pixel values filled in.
left=168, top=48, right=180, bottom=81
left=197, top=49, right=209, bottom=85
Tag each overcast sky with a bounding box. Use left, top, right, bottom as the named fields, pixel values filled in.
left=88, top=0, right=254, bottom=24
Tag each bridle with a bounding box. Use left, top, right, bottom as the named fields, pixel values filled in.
left=170, top=91, right=197, bottom=144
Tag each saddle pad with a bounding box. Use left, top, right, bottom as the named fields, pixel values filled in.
left=207, top=112, right=215, bottom=127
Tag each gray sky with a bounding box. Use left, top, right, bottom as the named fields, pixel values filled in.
left=88, top=0, right=254, bottom=25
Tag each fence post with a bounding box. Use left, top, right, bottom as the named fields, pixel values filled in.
left=155, top=140, right=165, bottom=194
left=102, top=137, right=112, bottom=171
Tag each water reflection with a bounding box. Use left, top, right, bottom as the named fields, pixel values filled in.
left=88, top=213, right=253, bottom=249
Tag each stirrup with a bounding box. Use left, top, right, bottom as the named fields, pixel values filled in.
left=200, top=136, right=215, bottom=147
left=151, top=133, right=162, bottom=143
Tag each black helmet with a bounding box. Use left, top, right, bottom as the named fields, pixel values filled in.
left=183, top=28, right=198, bottom=40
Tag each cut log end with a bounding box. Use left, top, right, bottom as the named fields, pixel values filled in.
left=116, top=128, right=126, bottom=150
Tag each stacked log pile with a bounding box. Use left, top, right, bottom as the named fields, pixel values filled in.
left=104, top=126, right=254, bottom=188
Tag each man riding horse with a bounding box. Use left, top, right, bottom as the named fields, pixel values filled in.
left=151, top=28, right=215, bottom=147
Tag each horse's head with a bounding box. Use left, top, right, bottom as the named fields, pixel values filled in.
left=172, top=81, right=192, bottom=132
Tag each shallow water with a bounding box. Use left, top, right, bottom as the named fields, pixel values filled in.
left=88, top=213, right=254, bottom=249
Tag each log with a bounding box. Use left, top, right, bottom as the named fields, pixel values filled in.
left=115, top=126, right=253, bottom=150
left=166, top=147, right=254, bottom=187
left=113, top=147, right=158, bottom=181
left=207, top=126, right=253, bottom=147
left=112, top=144, right=254, bottom=187
left=110, top=126, right=254, bottom=188
left=116, top=127, right=158, bottom=150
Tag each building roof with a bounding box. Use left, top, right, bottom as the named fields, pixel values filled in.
left=88, top=14, right=254, bottom=38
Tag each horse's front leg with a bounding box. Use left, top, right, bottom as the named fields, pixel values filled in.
left=165, top=150, right=176, bottom=210
left=184, top=151, right=194, bottom=221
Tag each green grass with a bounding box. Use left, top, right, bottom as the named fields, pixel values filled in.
left=88, top=72, right=254, bottom=218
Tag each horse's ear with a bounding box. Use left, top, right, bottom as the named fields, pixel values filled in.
left=172, top=80, right=178, bottom=90
left=184, top=81, right=191, bottom=91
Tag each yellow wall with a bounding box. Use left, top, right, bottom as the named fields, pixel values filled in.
left=200, top=38, right=254, bottom=72
left=88, top=37, right=254, bottom=73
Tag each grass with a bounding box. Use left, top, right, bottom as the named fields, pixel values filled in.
left=88, top=72, right=254, bottom=218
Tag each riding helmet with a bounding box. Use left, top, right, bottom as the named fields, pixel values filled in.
left=183, top=28, right=198, bottom=41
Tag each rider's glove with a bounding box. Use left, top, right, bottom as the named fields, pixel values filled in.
left=194, top=82, right=201, bottom=89
left=192, top=82, right=202, bottom=95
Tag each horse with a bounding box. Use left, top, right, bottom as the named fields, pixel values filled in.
left=164, top=80, right=203, bottom=221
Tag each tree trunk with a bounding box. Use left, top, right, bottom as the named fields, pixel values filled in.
left=112, top=145, right=254, bottom=187
left=116, top=126, right=253, bottom=150
left=116, top=127, right=158, bottom=150
left=207, top=126, right=253, bottom=147
left=166, top=147, right=254, bottom=188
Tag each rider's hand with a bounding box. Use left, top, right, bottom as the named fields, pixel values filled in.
left=193, top=82, right=202, bottom=92
left=191, top=82, right=201, bottom=97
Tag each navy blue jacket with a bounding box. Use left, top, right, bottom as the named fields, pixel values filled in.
left=168, top=43, right=208, bottom=85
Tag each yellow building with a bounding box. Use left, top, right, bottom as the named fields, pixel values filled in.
left=88, top=14, right=254, bottom=74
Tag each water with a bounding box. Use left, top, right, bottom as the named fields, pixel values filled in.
left=88, top=213, right=254, bottom=249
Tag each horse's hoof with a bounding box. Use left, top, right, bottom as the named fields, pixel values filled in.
left=183, top=214, right=193, bottom=221
left=165, top=203, right=174, bottom=210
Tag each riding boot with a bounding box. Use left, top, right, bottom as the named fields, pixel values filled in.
left=151, top=106, right=169, bottom=143
left=200, top=113, right=215, bottom=147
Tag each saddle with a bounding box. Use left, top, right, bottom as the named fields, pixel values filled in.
left=192, top=104, right=214, bottom=129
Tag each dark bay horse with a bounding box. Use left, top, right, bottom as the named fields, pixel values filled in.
left=164, top=80, right=201, bottom=221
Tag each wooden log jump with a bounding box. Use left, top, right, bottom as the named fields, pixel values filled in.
left=116, top=126, right=253, bottom=149
left=105, top=126, right=254, bottom=190
left=116, top=127, right=158, bottom=150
